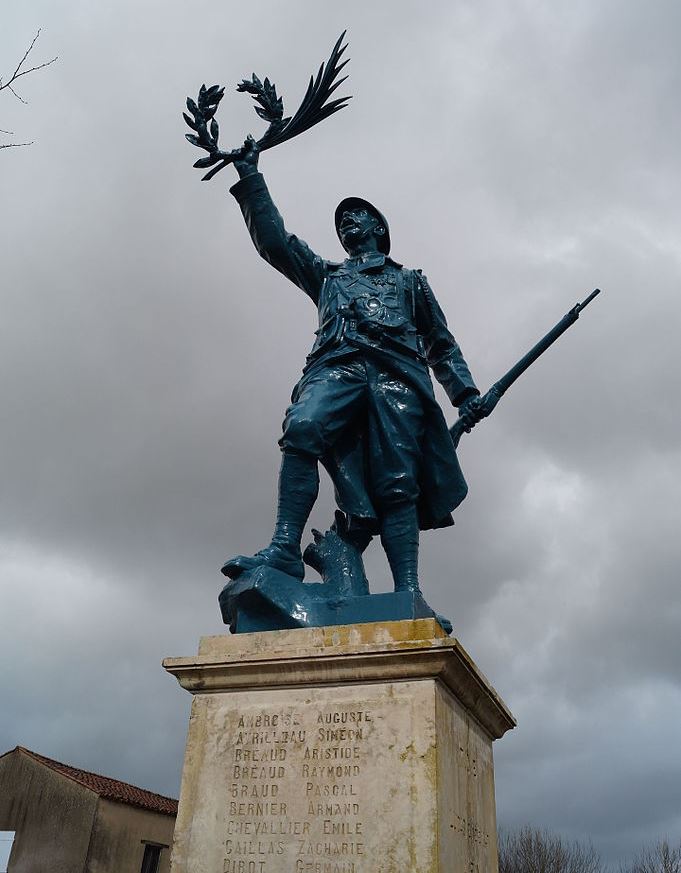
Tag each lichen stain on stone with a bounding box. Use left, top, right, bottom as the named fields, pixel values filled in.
left=423, top=739, right=437, bottom=783
left=399, top=741, right=416, bottom=763
left=423, top=742, right=439, bottom=872
left=401, top=736, right=438, bottom=872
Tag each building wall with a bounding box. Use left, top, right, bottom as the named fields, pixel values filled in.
left=0, top=752, right=97, bottom=873
left=86, top=798, right=174, bottom=873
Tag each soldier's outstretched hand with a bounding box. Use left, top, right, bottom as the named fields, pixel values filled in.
left=233, top=135, right=260, bottom=179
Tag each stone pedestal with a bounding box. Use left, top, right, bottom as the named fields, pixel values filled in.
left=163, top=619, right=515, bottom=873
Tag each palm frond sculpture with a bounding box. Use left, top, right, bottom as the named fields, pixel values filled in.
left=184, top=32, right=351, bottom=181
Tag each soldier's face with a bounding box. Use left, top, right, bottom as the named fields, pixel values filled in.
left=339, top=208, right=382, bottom=251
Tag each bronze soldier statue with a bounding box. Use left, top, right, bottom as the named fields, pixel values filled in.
left=183, top=38, right=599, bottom=629
left=220, top=136, right=488, bottom=593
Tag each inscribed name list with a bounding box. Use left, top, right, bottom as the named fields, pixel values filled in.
left=211, top=684, right=425, bottom=873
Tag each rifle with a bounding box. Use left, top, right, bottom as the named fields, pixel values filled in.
left=450, top=288, right=601, bottom=448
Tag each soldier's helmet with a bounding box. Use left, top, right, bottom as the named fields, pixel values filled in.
left=335, top=196, right=391, bottom=255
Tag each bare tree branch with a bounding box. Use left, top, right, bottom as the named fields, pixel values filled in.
left=1, top=28, right=57, bottom=150
left=0, top=28, right=58, bottom=103
left=499, top=826, right=603, bottom=873
left=620, top=839, right=681, bottom=873
left=7, top=84, right=28, bottom=104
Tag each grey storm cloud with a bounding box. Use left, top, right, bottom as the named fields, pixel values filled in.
left=1, top=0, right=680, bottom=864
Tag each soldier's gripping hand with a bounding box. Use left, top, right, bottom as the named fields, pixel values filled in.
left=233, top=135, right=260, bottom=179
left=458, top=389, right=499, bottom=432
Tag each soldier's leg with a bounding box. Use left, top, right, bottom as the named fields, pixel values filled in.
left=380, top=503, right=420, bottom=593
left=269, top=448, right=320, bottom=561
left=367, top=365, right=425, bottom=592
left=222, top=361, right=366, bottom=580
left=274, top=358, right=368, bottom=540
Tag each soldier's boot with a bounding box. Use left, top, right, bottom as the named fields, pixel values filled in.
left=221, top=451, right=319, bottom=581
left=381, top=502, right=420, bottom=593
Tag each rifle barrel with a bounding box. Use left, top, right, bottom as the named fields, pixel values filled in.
left=577, top=287, right=601, bottom=312
left=449, top=287, right=601, bottom=449
left=493, top=288, right=601, bottom=397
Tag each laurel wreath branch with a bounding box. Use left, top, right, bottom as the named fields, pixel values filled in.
left=183, top=85, right=230, bottom=172
left=183, top=32, right=351, bottom=182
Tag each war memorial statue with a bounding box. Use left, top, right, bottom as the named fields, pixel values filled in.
left=166, top=35, right=598, bottom=873
left=183, top=34, right=599, bottom=634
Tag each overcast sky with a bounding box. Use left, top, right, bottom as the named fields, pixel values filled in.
left=1, top=0, right=680, bottom=865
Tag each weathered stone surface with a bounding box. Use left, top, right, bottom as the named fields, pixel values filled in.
left=164, top=620, right=515, bottom=873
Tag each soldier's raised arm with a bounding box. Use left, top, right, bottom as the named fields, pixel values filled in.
left=229, top=137, right=325, bottom=304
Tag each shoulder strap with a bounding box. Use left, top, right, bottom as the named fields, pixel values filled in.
left=398, top=268, right=417, bottom=321
left=415, top=268, right=439, bottom=327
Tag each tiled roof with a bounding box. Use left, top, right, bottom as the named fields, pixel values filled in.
left=8, top=747, right=178, bottom=817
